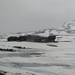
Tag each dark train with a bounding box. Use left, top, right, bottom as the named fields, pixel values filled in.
left=7, top=35, right=56, bottom=42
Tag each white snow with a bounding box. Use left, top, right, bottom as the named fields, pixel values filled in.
left=62, top=20, right=75, bottom=29
left=50, top=30, right=68, bottom=36
left=0, top=35, right=75, bottom=75
left=35, top=30, right=50, bottom=37
left=1, top=22, right=75, bottom=75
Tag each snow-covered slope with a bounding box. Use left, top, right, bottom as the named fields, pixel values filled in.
left=50, top=20, right=75, bottom=35
left=0, top=32, right=8, bottom=39
left=50, top=30, right=68, bottom=36
left=35, top=30, right=51, bottom=37
left=62, top=20, right=75, bottom=34
left=7, top=29, right=54, bottom=38
left=1, top=20, right=75, bottom=40
left=62, top=20, right=75, bottom=30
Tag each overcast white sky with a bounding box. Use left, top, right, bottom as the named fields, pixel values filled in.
left=0, top=0, right=75, bottom=32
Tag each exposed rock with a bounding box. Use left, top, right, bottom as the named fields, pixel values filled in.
left=7, top=35, right=56, bottom=42
left=0, top=48, right=15, bottom=52
left=13, top=46, right=26, bottom=49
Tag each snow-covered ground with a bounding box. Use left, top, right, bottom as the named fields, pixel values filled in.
left=0, top=35, right=75, bottom=75
left=1, top=20, right=75, bottom=75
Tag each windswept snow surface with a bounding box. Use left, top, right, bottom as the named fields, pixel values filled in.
left=0, top=35, right=75, bottom=75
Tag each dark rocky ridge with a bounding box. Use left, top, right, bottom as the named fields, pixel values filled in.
left=7, top=35, right=56, bottom=42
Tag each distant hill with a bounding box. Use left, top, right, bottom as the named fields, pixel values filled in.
left=1, top=20, right=75, bottom=39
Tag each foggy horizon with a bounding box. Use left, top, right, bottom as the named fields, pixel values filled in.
left=0, top=0, right=75, bottom=33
